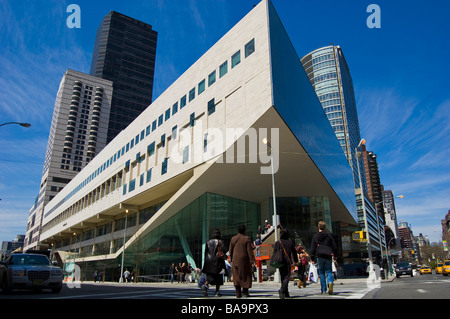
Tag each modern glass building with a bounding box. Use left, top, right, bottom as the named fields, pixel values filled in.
left=90, top=11, right=158, bottom=144
left=39, top=0, right=359, bottom=281
left=301, top=46, right=366, bottom=192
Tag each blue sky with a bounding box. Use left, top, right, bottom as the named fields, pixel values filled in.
left=0, top=0, right=449, bottom=245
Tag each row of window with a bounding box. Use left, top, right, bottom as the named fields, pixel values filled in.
left=43, top=38, right=256, bottom=221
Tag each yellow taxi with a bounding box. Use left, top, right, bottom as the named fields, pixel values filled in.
left=419, top=265, right=432, bottom=275
left=443, top=260, right=450, bottom=276
left=436, top=262, right=443, bottom=274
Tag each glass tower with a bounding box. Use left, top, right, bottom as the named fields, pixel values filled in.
left=90, top=11, right=158, bottom=144
left=301, top=46, right=366, bottom=191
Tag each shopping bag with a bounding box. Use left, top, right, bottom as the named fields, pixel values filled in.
left=308, top=262, right=318, bottom=283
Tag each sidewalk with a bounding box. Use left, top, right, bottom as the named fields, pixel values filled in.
left=82, top=274, right=394, bottom=287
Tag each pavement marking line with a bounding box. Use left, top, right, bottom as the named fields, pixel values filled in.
left=417, top=289, right=428, bottom=294
left=42, top=288, right=164, bottom=299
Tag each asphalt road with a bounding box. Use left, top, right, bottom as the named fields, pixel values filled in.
left=364, top=273, right=450, bottom=299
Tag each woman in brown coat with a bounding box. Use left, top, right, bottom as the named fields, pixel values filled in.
left=229, top=224, right=255, bottom=298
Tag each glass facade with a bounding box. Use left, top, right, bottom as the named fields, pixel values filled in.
left=301, top=46, right=367, bottom=193
left=267, top=2, right=357, bottom=222
left=272, top=197, right=331, bottom=250
left=66, top=193, right=260, bottom=281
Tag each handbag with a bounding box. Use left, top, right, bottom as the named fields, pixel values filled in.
left=270, top=243, right=284, bottom=268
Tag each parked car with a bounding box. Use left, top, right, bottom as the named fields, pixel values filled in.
left=419, top=266, right=432, bottom=275
left=443, top=260, right=450, bottom=276
left=395, top=262, right=413, bottom=278
left=0, top=253, right=63, bottom=293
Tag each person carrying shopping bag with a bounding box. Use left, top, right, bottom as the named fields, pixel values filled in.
left=310, top=221, right=337, bottom=295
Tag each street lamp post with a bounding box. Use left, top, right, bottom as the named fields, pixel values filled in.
left=355, top=139, right=373, bottom=269
left=0, top=122, right=31, bottom=128
left=119, top=209, right=129, bottom=283
left=262, top=137, right=280, bottom=283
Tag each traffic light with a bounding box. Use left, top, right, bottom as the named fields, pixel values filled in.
left=352, top=231, right=367, bottom=242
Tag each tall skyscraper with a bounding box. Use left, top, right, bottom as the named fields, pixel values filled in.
left=24, top=70, right=113, bottom=249
left=301, top=46, right=387, bottom=261
left=90, top=11, right=158, bottom=144
left=301, top=46, right=365, bottom=191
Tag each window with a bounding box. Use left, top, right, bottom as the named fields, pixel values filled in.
left=190, top=113, right=196, bottom=127
left=161, top=158, right=168, bottom=175
left=147, top=142, right=155, bottom=156
left=129, top=179, right=136, bottom=192
left=198, top=79, right=205, bottom=95
left=161, top=134, right=166, bottom=147
left=146, top=125, right=151, bottom=136
left=140, top=130, right=145, bottom=140
left=180, top=95, right=187, bottom=109
left=208, top=71, right=216, bottom=87
left=172, top=102, right=178, bottom=115
left=146, top=168, right=152, bottom=183
left=158, top=114, right=163, bottom=126
left=165, top=108, right=171, bottom=121
left=172, top=125, right=178, bottom=140
left=208, top=98, right=215, bottom=115
left=204, top=133, right=208, bottom=153
left=189, top=88, right=195, bottom=102
left=140, top=173, right=144, bottom=186
left=219, top=61, right=228, bottom=78
left=152, top=120, right=157, bottom=132
left=130, top=138, right=134, bottom=149
left=136, top=152, right=141, bottom=163
left=123, top=184, right=127, bottom=195
left=135, top=134, right=139, bottom=145
left=182, top=146, right=189, bottom=164
left=245, top=38, right=255, bottom=58
left=231, top=50, right=241, bottom=68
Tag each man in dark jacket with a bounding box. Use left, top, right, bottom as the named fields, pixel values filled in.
left=310, top=221, right=337, bottom=295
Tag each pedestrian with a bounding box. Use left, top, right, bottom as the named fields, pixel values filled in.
left=176, top=263, right=183, bottom=283
left=93, top=270, right=98, bottom=282
left=263, top=220, right=269, bottom=234
left=181, top=262, right=187, bottom=283
left=274, top=228, right=298, bottom=299
left=123, top=268, right=130, bottom=283
left=296, top=245, right=309, bottom=288
left=229, top=224, right=255, bottom=298
left=310, top=221, right=337, bottom=295
left=169, top=263, right=176, bottom=283
left=201, top=228, right=227, bottom=297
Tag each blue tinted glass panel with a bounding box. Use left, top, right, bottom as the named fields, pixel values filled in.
left=165, top=108, right=171, bottom=121
left=245, top=38, right=255, bottom=58
left=220, top=61, right=228, bottom=78
left=208, top=98, right=215, bottom=115
left=189, top=88, right=195, bottom=102
left=198, top=79, right=205, bottom=94
left=231, top=50, right=241, bottom=68
left=208, top=71, right=216, bottom=86
left=180, top=95, right=187, bottom=109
